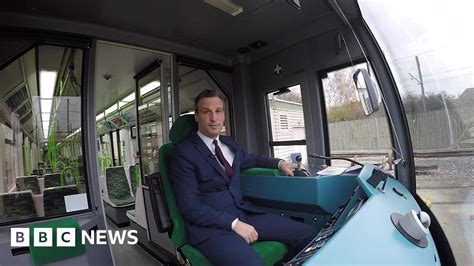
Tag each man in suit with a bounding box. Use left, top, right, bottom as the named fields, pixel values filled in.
left=169, top=89, right=316, bottom=265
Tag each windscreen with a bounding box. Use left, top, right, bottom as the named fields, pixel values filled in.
left=359, top=1, right=474, bottom=265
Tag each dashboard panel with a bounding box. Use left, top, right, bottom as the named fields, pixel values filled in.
left=241, top=165, right=441, bottom=265
left=286, top=186, right=367, bottom=265
left=286, top=165, right=440, bottom=265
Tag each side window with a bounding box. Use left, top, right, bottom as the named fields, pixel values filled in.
left=266, top=85, right=307, bottom=164
left=3, top=125, right=15, bottom=190
left=0, top=43, right=90, bottom=225
left=111, top=130, right=120, bottom=166
left=321, top=63, right=392, bottom=169
left=98, top=133, right=113, bottom=175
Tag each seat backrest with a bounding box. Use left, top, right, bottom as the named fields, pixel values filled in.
left=43, top=185, right=79, bottom=216
left=105, top=166, right=133, bottom=205
left=158, top=114, right=197, bottom=248
left=16, top=175, right=40, bottom=194
left=0, top=190, right=37, bottom=223
left=44, top=173, right=61, bottom=188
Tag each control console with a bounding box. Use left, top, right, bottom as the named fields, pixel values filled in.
left=286, top=186, right=367, bottom=265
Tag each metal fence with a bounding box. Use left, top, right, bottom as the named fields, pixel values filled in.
left=329, top=106, right=474, bottom=152
left=329, top=116, right=391, bottom=151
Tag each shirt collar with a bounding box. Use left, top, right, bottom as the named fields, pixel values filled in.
left=197, top=130, right=220, bottom=150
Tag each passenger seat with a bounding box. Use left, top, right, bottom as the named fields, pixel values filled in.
left=15, top=175, right=40, bottom=194
left=43, top=185, right=79, bottom=216
left=0, top=190, right=37, bottom=223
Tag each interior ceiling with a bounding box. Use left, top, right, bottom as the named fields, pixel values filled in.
left=0, top=40, right=34, bottom=70
left=95, top=42, right=162, bottom=113
left=178, top=67, right=222, bottom=113
left=1, top=0, right=333, bottom=57
left=95, top=42, right=207, bottom=115
left=1, top=0, right=348, bottom=117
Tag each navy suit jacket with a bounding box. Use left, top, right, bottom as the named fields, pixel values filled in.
left=169, top=131, right=280, bottom=245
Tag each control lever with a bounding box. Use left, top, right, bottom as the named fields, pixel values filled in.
left=291, top=155, right=311, bottom=176
left=296, top=155, right=303, bottom=166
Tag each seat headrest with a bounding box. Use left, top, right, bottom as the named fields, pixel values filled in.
left=169, top=114, right=197, bottom=144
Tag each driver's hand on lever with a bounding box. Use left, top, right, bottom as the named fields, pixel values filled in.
left=233, top=219, right=258, bottom=244
left=279, top=161, right=299, bottom=176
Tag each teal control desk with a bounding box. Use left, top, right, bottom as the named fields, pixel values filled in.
left=241, top=165, right=440, bottom=265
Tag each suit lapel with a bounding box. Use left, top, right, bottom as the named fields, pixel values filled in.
left=191, top=132, right=228, bottom=181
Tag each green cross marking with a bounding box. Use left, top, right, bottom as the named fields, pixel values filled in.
left=274, top=64, right=282, bottom=76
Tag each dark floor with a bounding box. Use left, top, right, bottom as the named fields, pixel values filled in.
left=106, top=219, right=162, bottom=266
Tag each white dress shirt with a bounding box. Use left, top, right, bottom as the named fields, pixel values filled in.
left=197, top=130, right=235, bottom=167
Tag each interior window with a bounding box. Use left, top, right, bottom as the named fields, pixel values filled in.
left=3, top=125, right=15, bottom=190
left=112, top=130, right=120, bottom=166
left=137, top=68, right=163, bottom=177
left=177, top=66, right=231, bottom=135
left=98, top=133, right=113, bottom=175
left=94, top=41, right=169, bottom=189
left=321, top=62, right=392, bottom=169
left=0, top=43, right=90, bottom=224
left=266, top=85, right=307, bottom=164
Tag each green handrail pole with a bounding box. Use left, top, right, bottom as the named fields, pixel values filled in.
left=134, top=163, right=140, bottom=186
left=23, top=145, right=31, bottom=175
left=60, top=166, right=78, bottom=187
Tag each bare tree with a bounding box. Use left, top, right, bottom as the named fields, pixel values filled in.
left=324, top=68, right=358, bottom=107
left=275, top=91, right=302, bottom=103
left=323, top=67, right=366, bottom=122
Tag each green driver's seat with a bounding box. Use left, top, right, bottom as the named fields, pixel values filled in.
left=158, top=114, right=288, bottom=265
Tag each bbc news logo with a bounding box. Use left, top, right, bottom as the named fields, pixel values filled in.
left=11, top=228, right=138, bottom=247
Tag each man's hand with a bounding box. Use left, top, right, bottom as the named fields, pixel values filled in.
left=279, top=161, right=299, bottom=176
left=233, top=220, right=258, bottom=244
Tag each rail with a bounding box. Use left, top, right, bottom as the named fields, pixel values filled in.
left=332, top=148, right=474, bottom=158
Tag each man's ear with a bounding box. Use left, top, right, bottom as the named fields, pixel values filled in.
left=194, top=112, right=198, bottom=122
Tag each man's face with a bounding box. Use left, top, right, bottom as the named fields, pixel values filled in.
left=195, top=96, right=225, bottom=139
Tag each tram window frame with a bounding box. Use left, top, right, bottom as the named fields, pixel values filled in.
left=0, top=36, right=93, bottom=226
left=3, top=124, right=16, bottom=191
left=319, top=60, right=393, bottom=168
left=265, top=84, right=308, bottom=164
left=176, top=65, right=233, bottom=137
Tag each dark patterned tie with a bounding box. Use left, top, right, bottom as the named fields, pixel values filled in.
left=213, top=139, right=233, bottom=178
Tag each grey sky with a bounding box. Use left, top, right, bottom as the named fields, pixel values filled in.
left=359, top=0, right=474, bottom=97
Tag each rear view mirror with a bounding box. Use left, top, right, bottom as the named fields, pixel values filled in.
left=353, top=69, right=379, bottom=115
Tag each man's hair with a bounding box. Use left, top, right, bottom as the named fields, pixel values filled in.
left=194, top=89, right=225, bottom=112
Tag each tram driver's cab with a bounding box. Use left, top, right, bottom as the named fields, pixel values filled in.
left=151, top=108, right=440, bottom=265
left=1, top=0, right=466, bottom=265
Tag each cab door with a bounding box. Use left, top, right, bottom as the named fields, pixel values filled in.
left=133, top=54, right=176, bottom=255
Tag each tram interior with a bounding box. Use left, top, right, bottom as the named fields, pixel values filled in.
left=0, top=0, right=462, bottom=265
left=0, top=44, right=88, bottom=224
left=0, top=39, right=366, bottom=263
